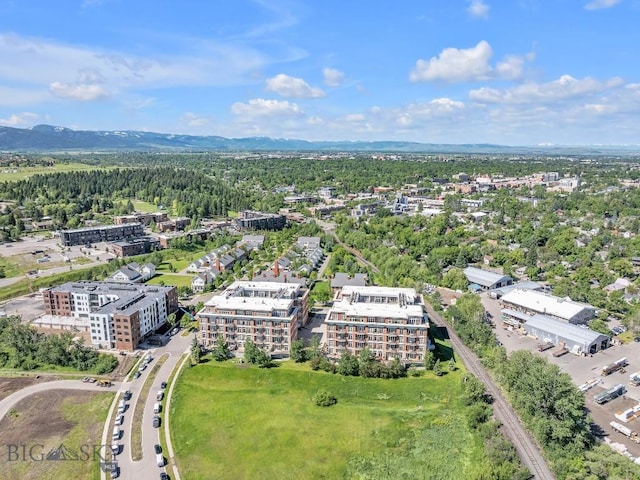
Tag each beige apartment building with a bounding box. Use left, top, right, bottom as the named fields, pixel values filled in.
left=198, top=280, right=309, bottom=355
left=325, top=286, right=429, bottom=365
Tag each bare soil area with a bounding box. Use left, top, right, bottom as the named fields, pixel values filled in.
left=0, top=389, right=111, bottom=480
left=0, top=376, right=57, bottom=401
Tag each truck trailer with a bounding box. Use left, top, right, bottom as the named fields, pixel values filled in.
left=594, top=384, right=626, bottom=404
left=610, top=421, right=640, bottom=443
left=601, top=357, right=628, bottom=376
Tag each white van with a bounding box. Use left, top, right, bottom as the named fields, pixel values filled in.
left=156, top=453, right=165, bottom=467
left=115, top=414, right=124, bottom=426
left=156, top=391, right=164, bottom=401
left=112, top=427, right=119, bottom=441
left=111, top=443, right=119, bottom=456
left=153, top=402, right=161, bottom=414
left=117, top=400, right=125, bottom=413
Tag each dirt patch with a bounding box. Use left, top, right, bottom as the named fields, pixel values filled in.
left=110, top=355, right=134, bottom=380
left=0, top=389, right=110, bottom=480
left=0, top=376, right=58, bottom=401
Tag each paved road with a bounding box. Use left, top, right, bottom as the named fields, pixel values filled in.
left=425, top=303, right=556, bottom=480
left=0, top=379, right=122, bottom=421
left=104, top=330, right=193, bottom=480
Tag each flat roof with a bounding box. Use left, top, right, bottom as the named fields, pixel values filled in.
left=492, top=281, right=544, bottom=297
left=525, top=314, right=608, bottom=345
left=501, top=289, right=595, bottom=320
left=329, top=301, right=424, bottom=320
left=463, top=266, right=511, bottom=287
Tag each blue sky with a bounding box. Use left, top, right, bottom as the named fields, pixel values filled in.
left=0, top=0, right=639, bottom=145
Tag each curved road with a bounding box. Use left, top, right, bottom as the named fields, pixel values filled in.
left=425, top=303, right=555, bottom=480
left=0, top=379, right=122, bottom=421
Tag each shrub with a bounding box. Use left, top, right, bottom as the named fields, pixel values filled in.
left=312, top=389, right=337, bottom=407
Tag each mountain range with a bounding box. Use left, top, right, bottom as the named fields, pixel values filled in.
left=1, top=124, right=639, bottom=155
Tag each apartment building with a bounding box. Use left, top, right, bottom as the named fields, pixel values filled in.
left=60, top=223, right=144, bottom=247
left=198, top=280, right=309, bottom=355
left=42, top=281, right=178, bottom=351
left=325, top=286, right=429, bottom=365
left=236, top=210, right=286, bottom=231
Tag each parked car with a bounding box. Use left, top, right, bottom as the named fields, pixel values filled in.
left=154, top=444, right=162, bottom=454
left=160, top=473, right=169, bottom=480
left=123, top=390, right=132, bottom=400
left=153, top=416, right=161, bottom=428
left=160, top=381, right=167, bottom=389
left=133, top=371, right=141, bottom=379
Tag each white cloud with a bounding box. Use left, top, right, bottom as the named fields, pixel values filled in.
left=322, top=68, right=345, bottom=87
left=0, top=112, right=39, bottom=126
left=231, top=98, right=303, bottom=117
left=467, top=0, right=489, bottom=19
left=180, top=112, right=213, bottom=127
left=469, top=74, right=624, bottom=104
left=410, top=41, right=493, bottom=83
left=49, top=82, right=110, bottom=101
left=585, top=0, right=621, bottom=10
left=410, top=41, right=534, bottom=83
left=0, top=33, right=273, bottom=96
left=265, top=74, right=325, bottom=98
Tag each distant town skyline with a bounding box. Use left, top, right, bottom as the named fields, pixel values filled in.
left=0, top=0, right=639, bottom=145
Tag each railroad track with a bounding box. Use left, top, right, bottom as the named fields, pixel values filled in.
left=426, top=304, right=555, bottom=480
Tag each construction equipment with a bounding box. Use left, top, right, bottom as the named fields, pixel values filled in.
left=610, top=421, right=640, bottom=443
left=602, top=358, right=628, bottom=376
left=594, top=384, right=626, bottom=404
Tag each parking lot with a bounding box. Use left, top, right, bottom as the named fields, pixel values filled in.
left=478, top=291, right=640, bottom=457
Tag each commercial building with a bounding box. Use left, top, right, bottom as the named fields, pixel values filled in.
left=42, top=281, right=178, bottom=351
left=198, top=281, right=310, bottom=355
left=236, top=210, right=286, bottom=231
left=463, top=266, right=513, bottom=291
left=60, top=223, right=144, bottom=247
left=501, top=288, right=596, bottom=324
left=325, top=286, right=429, bottom=365
left=524, top=314, right=609, bottom=355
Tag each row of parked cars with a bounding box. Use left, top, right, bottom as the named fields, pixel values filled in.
left=109, top=389, right=132, bottom=478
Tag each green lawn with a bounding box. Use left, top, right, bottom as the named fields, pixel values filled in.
left=171, top=360, right=484, bottom=480
left=147, top=273, right=193, bottom=288
left=0, top=162, right=112, bottom=182
left=131, top=199, right=163, bottom=213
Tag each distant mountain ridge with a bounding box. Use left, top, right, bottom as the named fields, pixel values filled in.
left=0, top=124, right=638, bottom=154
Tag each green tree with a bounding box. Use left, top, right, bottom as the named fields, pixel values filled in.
left=290, top=339, right=308, bottom=363
left=211, top=336, right=231, bottom=362
left=433, top=359, right=443, bottom=376
left=337, top=352, right=359, bottom=376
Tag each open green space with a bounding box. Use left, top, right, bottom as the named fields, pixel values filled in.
left=146, top=273, right=193, bottom=288
left=131, top=199, right=162, bottom=213
left=0, top=162, right=112, bottom=183
left=171, top=360, right=483, bottom=480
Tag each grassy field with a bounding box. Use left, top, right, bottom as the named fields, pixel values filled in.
left=0, top=163, right=110, bottom=182
left=147, top=274, right=193, bottom=288
left=171, top=360, right=484, bottom=480
left=131, top=200, right=162, bottom=213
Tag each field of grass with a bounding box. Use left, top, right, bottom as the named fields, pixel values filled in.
left=146, top=274, right=193, bottom=288
left=171, top=360, right=484, bottom=480
left=130, top=200, right=162, bottom=213
left=0, top=162, right=110, bottom=182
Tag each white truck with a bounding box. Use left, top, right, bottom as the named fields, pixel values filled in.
left=630, top=371, right=640, bottom=386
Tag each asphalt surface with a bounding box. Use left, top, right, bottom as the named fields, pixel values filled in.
left=103, top=329, right=193, bottom=480
left=0, top=379, right=122, bottom=421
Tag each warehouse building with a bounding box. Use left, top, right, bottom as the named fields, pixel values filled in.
left=524, top=314, right=610, bottom=355
left=501, top=288, right=596, bottom=324
left=463, top=266, right=513, bottom=291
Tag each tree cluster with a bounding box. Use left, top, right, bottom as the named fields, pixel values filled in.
left=0, top=316, right=117, bottom=373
